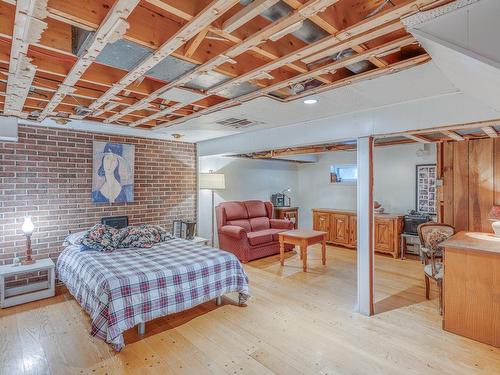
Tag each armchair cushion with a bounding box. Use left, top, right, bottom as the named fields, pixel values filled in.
left=224, top=202, right=249, bottom=220
left=244, top=200, right=269, bottom=218
left=249, top=217, right=270, bottom=231
left=226, top=219, right=251, bottom=232
left=270, top=219, right=294, bottom=230
left=247, top=231, right=273, bottom=246
left=220, top=225, right=247, bottom=240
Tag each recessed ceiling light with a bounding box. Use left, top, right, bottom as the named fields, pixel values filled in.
left=303, top=98, right=318, bottom=105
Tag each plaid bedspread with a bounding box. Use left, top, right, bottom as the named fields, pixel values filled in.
left=56, top=238, right=250, bottom=350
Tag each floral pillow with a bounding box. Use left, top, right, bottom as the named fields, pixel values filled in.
left=117, top=226, right=158, bottom=248
left=80, top=224, right=119, bottom=252
left=63, top=230, right=87, bottom=246
left=141, top=224, right=174, bottom=242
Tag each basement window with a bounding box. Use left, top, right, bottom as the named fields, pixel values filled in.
left=330, top=164, right=357, bottom=184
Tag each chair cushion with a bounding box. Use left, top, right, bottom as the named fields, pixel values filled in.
left=247, top=230, right=273, bottom=246
left=226, top=219, right=251, bottom=232
left=245, top=200, right=268, bottom=218
left=424, top=263, right=443, bottom=280
left=223, top=202, right=248, bottom=220
left=250, top=217, right=270, bottom=231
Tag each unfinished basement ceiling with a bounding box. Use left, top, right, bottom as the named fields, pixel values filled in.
left=1, top=0, right=449, bottom=130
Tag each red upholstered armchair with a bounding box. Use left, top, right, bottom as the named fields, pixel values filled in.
left=215, top=200, right=294, bottom=263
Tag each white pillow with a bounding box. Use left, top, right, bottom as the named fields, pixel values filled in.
left=63, top=230, right=87, bottom=246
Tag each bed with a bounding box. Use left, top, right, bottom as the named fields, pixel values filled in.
left=56, top=237, right=250, bottom=351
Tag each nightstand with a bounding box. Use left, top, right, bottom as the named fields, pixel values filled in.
left=191, top=236, right=209, bottom=246
left=0, top=258, right=55, bottom=308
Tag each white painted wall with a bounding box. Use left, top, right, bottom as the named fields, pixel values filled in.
left=197, top=143, right=436, bottom=239
left=297, top=142, right=436, bottom=228
left=297, top=150, right=358, bottom=228
left=198, top=156, right=299, bottom=244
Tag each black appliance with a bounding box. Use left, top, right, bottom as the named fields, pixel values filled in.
left=101, top=216, right=129, bottom=229
left=403, top=212, right=431, bottom=235
left=271, top=193, right=290, bottom=207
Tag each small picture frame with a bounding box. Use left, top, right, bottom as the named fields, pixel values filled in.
left=416, top=164, right=437, bottom=214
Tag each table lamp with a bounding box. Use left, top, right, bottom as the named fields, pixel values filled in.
left=199, top=171, right=225, bottom=246
left=21, top=216, right=35, bottom=265
left=489, top=206, right=500, bottom=237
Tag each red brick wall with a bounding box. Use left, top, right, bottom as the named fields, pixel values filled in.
left=0, top=125, right=197, bottom=269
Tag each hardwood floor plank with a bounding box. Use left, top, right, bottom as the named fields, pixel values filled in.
left=1, top=245, right=499, bottom=375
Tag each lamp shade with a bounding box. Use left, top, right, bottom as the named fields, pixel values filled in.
left=199, top=172, right=225, bottom=190
left=22, top=216, right=34, bottom=235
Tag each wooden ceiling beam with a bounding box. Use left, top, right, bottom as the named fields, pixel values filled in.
left=84, top=0, right=240, bottom=116
left=441, top=130, right=465, bottom=141
left=184, top=27, right=210, bottom=58
left=281, top=0, right=387, bottom=68
left=154, top=53, right=430, bottom=130
left=283, top=53, right=430, bottom=101
left=4, top=0, right=48, bottom=118
left=141, top=0, right=317, bottom=76
left=481, top=126, right=499, bottom=138
left=239, top=35, right=417, bottom=99
left=404, top=134, right=432, bottom=143
left=222, top=0, right=280, bottom=33
left=208, top=20, right=404, bottom=96
left=37, top=0, right=141, bottom=120
left=106, top=0, right=340, bottom=125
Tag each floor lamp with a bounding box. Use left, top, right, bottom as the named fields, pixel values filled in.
left=199, top=171, right=225, bottom=246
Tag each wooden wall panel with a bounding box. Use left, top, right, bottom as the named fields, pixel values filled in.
left=442, top=142, right=454, bottom=226
left=495, top=138, right=500, bottom=206
left=468, top=139, right=494, bottom=232
left=453, top=141, right=469, bottom=232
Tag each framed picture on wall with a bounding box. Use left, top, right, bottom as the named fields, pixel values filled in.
left=92, top=141, right=135, bottom=204
left=416, top=164, right=437, bottom=214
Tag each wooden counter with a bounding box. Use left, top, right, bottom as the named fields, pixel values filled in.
left=441, top=232, right=500, bottom=348
left=312, top=208, right=404, bottom=258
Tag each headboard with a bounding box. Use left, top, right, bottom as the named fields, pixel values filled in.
left=101, top=216, right=129, bottom=229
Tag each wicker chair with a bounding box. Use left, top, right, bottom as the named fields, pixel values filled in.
left=417, top=222, right=455, bottom=315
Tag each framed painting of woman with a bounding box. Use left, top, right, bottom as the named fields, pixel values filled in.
left=92, top=141, right=134, bottom=203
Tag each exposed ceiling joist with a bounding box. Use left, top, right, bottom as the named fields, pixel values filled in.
left=281, top=0, right=387, bottom=69
left=286, top=54, right=430, bottom=101
left=84, top=0, right=240, bottom=115
left=105, top=0, right=341, bottom=125
left=207, top=14, right=404, bottom=95
left=222, top=0, right=281, bottom=33
left=404, top=134, right=432, bottom=143
left=4, top=0, right=48, bottom=117
left=184, top=27, right=210, bottom=58
left=154, top=53, right=430, bottom=130
left=37, top=0, right=140, bottom=121
left=441, top=130, right=465, bottom=141
left=1, top=0, right=447, bottom=128
left=215, top=35, right=417, bottom=97
left=481, top=126, right=499, bottom=138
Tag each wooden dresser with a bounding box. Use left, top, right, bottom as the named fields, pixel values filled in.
left=274, top=207, right=299, bottom=229
left=441, top=232, right=500, bottom=348
left=312, top=208, right=404, bottom=258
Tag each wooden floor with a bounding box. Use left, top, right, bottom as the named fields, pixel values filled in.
left=2, top=245, right=500, bottom=375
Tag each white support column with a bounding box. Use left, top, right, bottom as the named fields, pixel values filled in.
left=356, top=136, right=374, bottom=316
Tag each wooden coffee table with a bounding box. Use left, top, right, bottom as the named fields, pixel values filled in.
left=278, top=229, right=328, bottom=272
